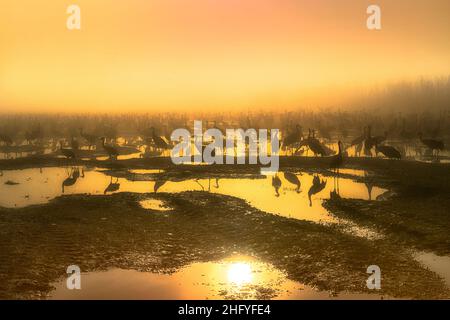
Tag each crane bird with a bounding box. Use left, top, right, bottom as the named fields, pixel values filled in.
left=59, top=141, right=76, bottom=159
left=100, top=137, right=119, bottom=160
left=350, top=127, right=367, bottom=157
left=272, top=174, right=282, bottom=197
left=79, top=128, right=97, bottom=150
left=350, top=127, right=366, bottom=147
left=419, top=133, right=445, bottom=157
left=375, top=145, right=401, bottom=160
left=282, top=124, right=302, bottom=155
left=283, top=171, right=301, bottom=193
left=365, top=126, right=388, bottom=155
left=329, top=141, right=344, bottom=194
left=151, top=127, right=170, bottom=152
left=104, top=177, right=120, bottom=194
left=0, top=134, right=13, bottom=146
left=372, top=132, right=388, bottom=147
left=71, top=137, right=79, bottom=151
left=329, top=141, right=344, bottom=171
left=307, top=129, right=328, bottom=156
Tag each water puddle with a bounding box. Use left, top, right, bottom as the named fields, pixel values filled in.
left=0, top=168, right=388, bottom=226
left=140, top=199, right=173, bottom=211
left=49, top=255, right=386, bottom=300
left=414, top=252, right=450, bottom=289
left=335, top=168, right=367, bottom=177
left=129, top=169, right=164, bottom=175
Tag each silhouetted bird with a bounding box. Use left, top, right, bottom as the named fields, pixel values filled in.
left=151, top=127, right=170, bottom=151
left=100, top=137, right=119, bottom=160
left=59, top=141, right=76, bottom=159
left=307, top=129, right=328, bottom=156
left=71, top=137, right=79, bottom=151
left=329, top=141, right=344, bottom=171
left=0, top=134, right=13, bottom=146
left=282, top=124, right=302, bottom=153
left=375, top=145, right=402, bottom=160
left=419, top=133, right=445, bottom=156
left=79, top=128, right=97, bottom=150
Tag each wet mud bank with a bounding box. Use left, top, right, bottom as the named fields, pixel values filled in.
left=0, top=191, right=448, bottom=299
left=323, top=194, right=450, bottom=256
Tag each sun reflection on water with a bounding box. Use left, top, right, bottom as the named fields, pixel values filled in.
left=227, top=262, right=253, bottom=286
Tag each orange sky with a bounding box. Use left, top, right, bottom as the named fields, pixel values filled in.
left=0, top=0, right=449, bottom=113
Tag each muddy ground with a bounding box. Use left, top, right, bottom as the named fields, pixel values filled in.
left=0, top=156, right=449, bottom=299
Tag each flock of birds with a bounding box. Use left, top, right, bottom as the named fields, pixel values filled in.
left=0, top=115, right=447, bottom=163
left=281, top=124, right=445, bottom=161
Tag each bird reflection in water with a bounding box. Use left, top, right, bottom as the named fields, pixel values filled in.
left=104, top=177, right=120, bottom=194
left=308, top=175, right=327, bottom=207
left=62, top=167, right=84, bottom=193
left=272, top=174, right=282, bottom=197
left=283, top=171, right=301, bottom=193
left=154, top=179, right=167, bottom=193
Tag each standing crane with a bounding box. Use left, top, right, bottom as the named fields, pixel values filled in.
left=100, top=137, right=119, bottom=160
left=419, top=133, right=445, bottom=157
left=59, top=140, right=76, bottom=159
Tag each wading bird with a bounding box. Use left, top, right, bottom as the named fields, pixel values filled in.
left=71, top=137, right=79, bottom=151
left=79, top=128, right=97, bottom=150
left=419, top=133, right=445, bottom=157
left=151, top=127, right=170, bottom=154
left=350, top=127, right=367, bottom=157
left=329, top=141, right=344, bottom=194
left=59, top=140, right=76, bottom=159
left=307, top=129, right=328, bottom=156
left=0, top=134, right=13, bottom=146
left=282, top=124, right=302, bottom=155
left=375, top=145, right=402, bottom=160
left=330, top=141, right=344, bottom=172
left=100, top=137, right=119, bottom=160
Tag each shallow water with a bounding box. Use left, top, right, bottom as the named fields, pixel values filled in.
left=0, top=167, right=387, bottom=224
left=49, top=255, right=386, bottom=300
left=140, top=199, right=173, bottom=211
left=414, top=252, right=450, bottom=289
